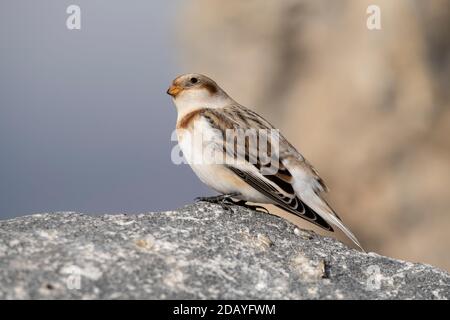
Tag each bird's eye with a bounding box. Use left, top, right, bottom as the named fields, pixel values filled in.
left=190, top=77, right=198, bottom=84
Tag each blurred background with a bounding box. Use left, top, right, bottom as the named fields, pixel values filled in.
left=0, top=1, right=449, bottom=270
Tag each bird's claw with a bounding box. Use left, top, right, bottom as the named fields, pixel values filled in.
left=194, top=194, right=269, bottom=213
left=195, top=193, right=240, bottom=205
left=195, top=195, right=232, bottom=204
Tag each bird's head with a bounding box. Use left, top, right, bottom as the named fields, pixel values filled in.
left=167, top=74, right=233, bottom=117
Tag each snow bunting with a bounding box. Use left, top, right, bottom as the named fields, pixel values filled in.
left=167, top=73, right=363, bottom=250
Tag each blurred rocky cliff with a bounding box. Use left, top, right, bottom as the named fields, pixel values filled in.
left=175, top=0, right=450, bottom=270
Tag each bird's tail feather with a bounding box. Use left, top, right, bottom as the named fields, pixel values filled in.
left=298, top=189, right=365, bottom=252
left=320, top=208, right=365, bottom=252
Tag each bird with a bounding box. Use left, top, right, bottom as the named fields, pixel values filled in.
left=167, top=73, right=364, bottom=251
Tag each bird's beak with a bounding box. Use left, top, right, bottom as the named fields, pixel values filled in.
left=167, top=84, right=182, bottom=97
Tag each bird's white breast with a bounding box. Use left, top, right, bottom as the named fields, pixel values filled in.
left=176, top=117, right=272, bottom=203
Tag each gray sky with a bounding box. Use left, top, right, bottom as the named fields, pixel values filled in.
left=0, top=0, right=210, bottom=218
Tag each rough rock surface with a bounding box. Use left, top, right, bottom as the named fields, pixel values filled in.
left=0, top=202, right=448, bottom=299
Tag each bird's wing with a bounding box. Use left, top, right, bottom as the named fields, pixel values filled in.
left=199, top=105, right=364, bottom=250
left=199, top=105, right=334, bottom=230
left=226, top=165, right=334, bottom=230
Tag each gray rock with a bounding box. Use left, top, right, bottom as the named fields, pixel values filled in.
left=0, top=202, right=448, bottom=299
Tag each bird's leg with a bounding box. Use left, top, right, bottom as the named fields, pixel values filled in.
left=227, top=199, right=270, bottom=214
left=195, top=194, right=270, bottom=213
left=195, top=193, right=241, bottom=212
left=195, top=193, right=240, bottom=204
